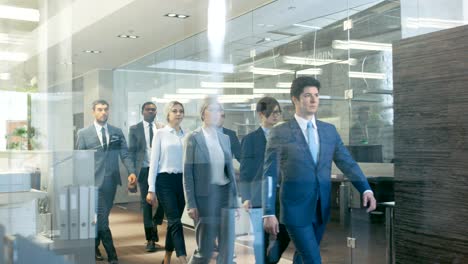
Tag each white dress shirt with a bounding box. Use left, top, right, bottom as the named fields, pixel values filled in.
left=202, top=127, right=230, bottom=186
left=94, top=121, right=109, bottom=147
left=148, top=126, right=185, bottom=193
left=142, top=120, right=157, bottom=168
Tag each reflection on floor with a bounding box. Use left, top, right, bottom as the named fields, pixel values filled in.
left=101, top=203, right=386, bottom=264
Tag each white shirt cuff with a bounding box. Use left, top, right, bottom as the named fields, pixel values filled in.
left=363, top=190, right=373, bottom=195
left=263, top=215, right=275, bottom=218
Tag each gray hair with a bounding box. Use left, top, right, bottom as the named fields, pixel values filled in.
left=164, top=101, right=184, bottom=122
left=199, top=97, right=223, bottom=121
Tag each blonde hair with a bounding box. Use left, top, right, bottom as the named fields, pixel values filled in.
left=164, top=101, right=184, bottom=122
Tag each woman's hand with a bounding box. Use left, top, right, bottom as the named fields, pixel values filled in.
left=146, top=192, right=158, bottom=208
left=187, top=208, right=199, bottom=221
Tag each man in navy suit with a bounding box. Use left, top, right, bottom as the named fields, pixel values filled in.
left=262, top=77, right=377, bottom=264
left=76, top=100, right=136, bottom=264
left=128, top=101, right=165, bottom=252
left=240, top=97, right=290, bottom=264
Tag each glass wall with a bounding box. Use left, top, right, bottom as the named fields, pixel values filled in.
left=1, top=0, right=467, bottom=263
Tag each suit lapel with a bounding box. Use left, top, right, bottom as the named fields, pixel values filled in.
left=137, top=122, right=146, bottom=147
left=316, top=121, right=327, bottom=169
left=88, top=125, right=104, bottom=151
left=193, top=129, right=210, bottom=161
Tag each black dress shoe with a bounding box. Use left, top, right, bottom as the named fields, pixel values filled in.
left=95, top=248, right=104, bottom=261
left=109, top=260, right=119, bottom=264
left=146, top=240, right=157, bottom=252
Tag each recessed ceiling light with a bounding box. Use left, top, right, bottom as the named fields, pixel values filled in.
left=165, top=13, right=189, bottom=19
left=0, top=5, right=40, bottom=22
left=83, top=50, right=101, bottom=54
left=117, top=34, right=139, bottom=39
left=0, top=72, right=11, bottom=80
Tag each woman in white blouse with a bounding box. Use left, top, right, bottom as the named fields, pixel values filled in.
left=147, top=101, right=187, bottom=264
left=183, top=98, right=239, bottom=264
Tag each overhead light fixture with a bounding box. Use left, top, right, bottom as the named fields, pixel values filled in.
left=0, top=51, right=28, bottom=62
left=293, top=23, right=321, bottom=30
left=282, top=56, right=357, bottom=66
left=177, top=88, right=220, bottom=94
left=83, top=50, right=102, bottom=54
left=0, top=72, right=10, bottom=80
left=149, top=60, right=234, bottom=73
left=349, top=71, right=386, bottom=79
left=297, top=68, right=323, bottom=75
left=254, top=89, right=289, bottom=94
left=164, top=94, right=206, bottom=99
left=117, top=34, right=139, bottom=39
left=406, top=18, right=467, bottom=29
left=200, top=81, right=254, bottom=88
left=0, top=33, right=24, bottom=45
left=249, top=66, right=294, bottom=75
left=332, top=40, right=392, bottom=51
left=219, top=98, right=250, bottom=103
left=0, top=5, right=40, bottom=22
left=152, top=97, right=190, bottom=104
left=165, top=13, right=189, bottom=19
left=276, top=82, right=292, bottom=88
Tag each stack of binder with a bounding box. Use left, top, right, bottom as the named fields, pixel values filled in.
left=57, top=185, right=97, bottom=240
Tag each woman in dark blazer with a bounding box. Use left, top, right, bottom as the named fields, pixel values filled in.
left=183, top=98, right=239, bottom=264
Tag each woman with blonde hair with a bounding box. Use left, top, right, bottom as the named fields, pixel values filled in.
left=147, top=101, right=187, bottom=264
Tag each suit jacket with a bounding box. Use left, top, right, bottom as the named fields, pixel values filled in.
left=222, top=127, right=241, bottom=162
left=128, top=121, right=147, bottom=177
left=263, top=118, right=371, bottom=226
left=183, top=127, right=239, bottom=210
left=240, top=127, right=266, bottom=207
left=76, top=124, right=135, bottom=187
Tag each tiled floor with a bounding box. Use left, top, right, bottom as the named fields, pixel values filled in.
left=100, top=203, right=387, bottom=264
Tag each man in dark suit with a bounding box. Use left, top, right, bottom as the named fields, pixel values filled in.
left=218, top=111, right=241, bottom=162
left=240, top=97, right=290, bottom=264
left=262, top=77, right=377, bottom=264
left=128, top=101, right=165, bottom=252
left=76, top=99, right=136, bottom=264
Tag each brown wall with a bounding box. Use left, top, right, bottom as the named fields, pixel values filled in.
left=393, top=25, right=468, bottom=263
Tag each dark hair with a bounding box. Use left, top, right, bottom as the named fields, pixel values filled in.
left=256, top=96, right=281, bottom=118
left=290, top=76, right=321, bottom=103
left=141, top=101, right=156, bottom=113
left=92, top=99, right=109, bottom=110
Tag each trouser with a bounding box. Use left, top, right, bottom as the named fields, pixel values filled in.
left=96, top=178, right=118, bottom=261
left=138, top=167, right=165, bottom=241
left=156, top=172, right=187, bottom=256
left=189, top=184, right=236, bottom=264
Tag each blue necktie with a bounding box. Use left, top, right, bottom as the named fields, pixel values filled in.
left=307, top=121, right=318, bottom=163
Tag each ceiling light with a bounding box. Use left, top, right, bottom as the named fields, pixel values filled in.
left=118, top=34, right=139, bottom=39
left=276, top=82, right=291, bottom=88
left=164, top=94, right=206, bottom=99
left=349, top=71, right=386, bottom=79
left=149, top=60, right=234, bottom=73
left=177, top=88, right=220, bottom=94
left=165, top=13, right=189, bottom=19
left=0, top=5, right=40, bottom=22
left=0, top=72, right=10, bottom=80
left=219, top=98, right=250, bottom=103
left=200, top=81, right=254, bottom=88
left=152, top=97, right=190, bottom=104
left=83, top=50, right=101, bottom=54
left=332, top=40, right=392, bottom=51
left=0, top=33, right=24, bottom=45
left=254, top=89, right=289, bottom=94
left=283, top=56, right=356, bottom=66
left=406, top=18, right=467, bottom=29
left=0, top=51, right=28, bottom=62
left=297, top=68, right=323, bottom=75
left=293, top=23, right=321, bottom=30
left=249, top=66, right=294, bottom=75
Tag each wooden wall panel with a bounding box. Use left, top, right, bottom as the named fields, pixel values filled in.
left=393, top=25, right=468, bottom=263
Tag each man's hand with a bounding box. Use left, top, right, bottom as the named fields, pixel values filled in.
left=363, top=192, right=377, bottom=213
left=242, top=200, right=252, bottom=212
left=263, top=216, right=279, bottom=236
left=128, top=173, right=137, bottom=184
left=188, top=208, right=199, bottom=221
left=146, top=192, right=158, bottom=207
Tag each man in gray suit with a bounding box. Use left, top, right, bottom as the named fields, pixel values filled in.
left=76, top=99, right=136, bottom=264
left=128, top=101, right=165, bottom=252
